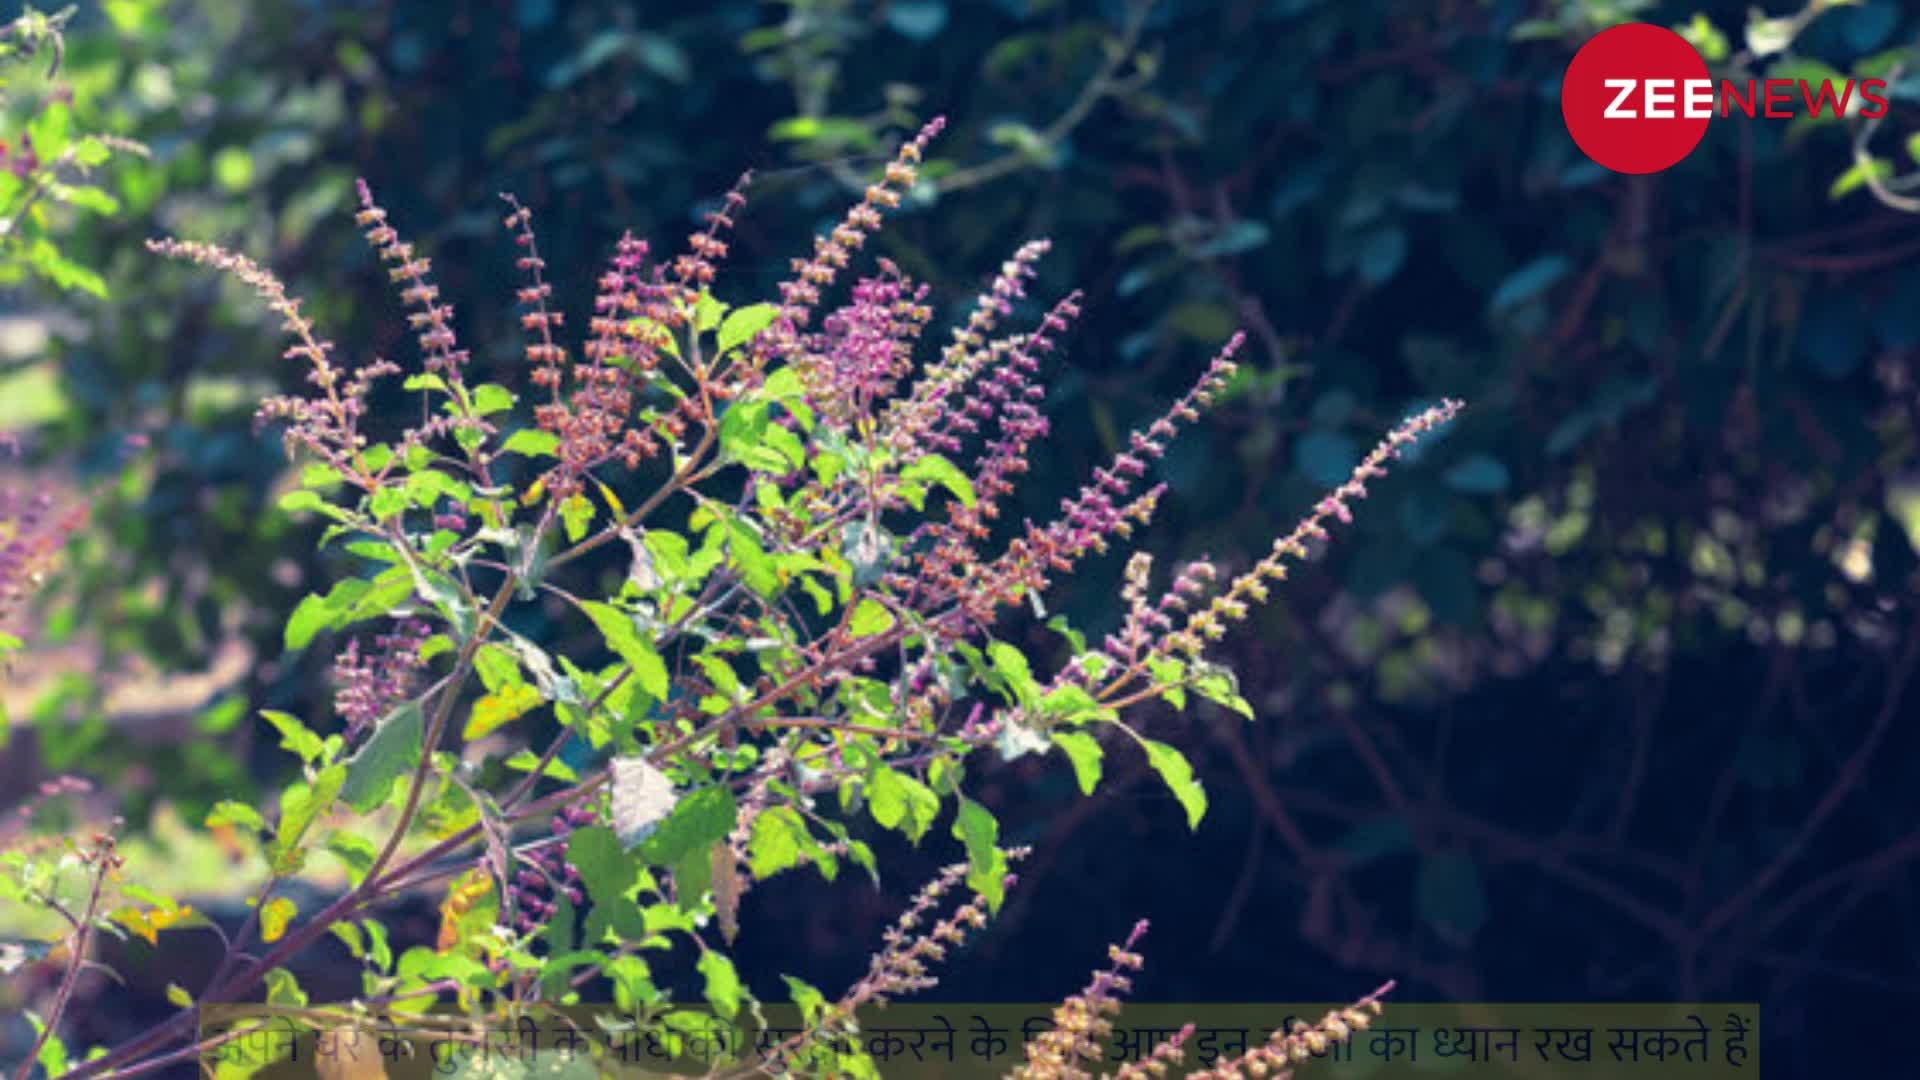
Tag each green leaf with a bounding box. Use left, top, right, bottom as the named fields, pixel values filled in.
left=783, top=975, right=827, bottom=1026
left=505, top=749, right=578, bottom=782
left=637, top=785, right=737, bottom=868
left=283, top=573, right=414, bottom=652
left=847, top=598, right=895, bottom=638
left=325, top=831, right=379, bottom=885
left=717, top=303, right=779, bottom=355
left=24, top=1015, right=68, bottom=1079
left=539, top=951, right=600, bottom=998
left=695, top=292, right=728, bottom=333
left=987, top=642, right=1040, bottom=709
left=472, top=643, right=520, bottom=693
left=277, top=489, right=347, bottom=521
left=698, top=950, right=743, bottom=1018
left=1142, top=739, right=1207, bottom=830
left=1190, top=663, right=1255, bottom=720
left=275, top=764, right=346, bottom=863
left=501, top=429, right=559, bottom=457
left=338, top=701, right=424, bottom=813
left=471, top=384, right=515, bottom=415
left=263, top=967, right=308, bottom=1007
left=1050, top=731, right=1104, bottom=795
left=260, top=710, right=327, bottom=764
left=284, top=595, right=333, bottom=652
left=1038, top=685, right=1116, bottom=725
left=899, top=453, right=976, bottom=509
left=746, top=806, right=809, bottom=879
left=582, top=601, right=671, bottom=700
left=952, top=798, right=1008, bottom=912
left=868, top=766, right=939, bottom=842
left=1831, top=155, right=1894, bottom=200
left=206, top=801, right=266, bottom=833
left=567, top=825, right=635, bottom=900
left=362, top=919, right=394, bottom=972
left=720, top=399, right=790, bottom=472
left=716, top=517, right=779, bottom=597
left=560, top=492, right=595, bottom=542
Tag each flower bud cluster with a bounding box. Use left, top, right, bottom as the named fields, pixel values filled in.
left=355, top=179, right=470, bottom=378
left=805, top=261, right=933, bottom=431
left=331, top=618, right=431, bottom=743
left=505, top=802, right=597, bottom=936
left=762, top=118, right=945, bottom=390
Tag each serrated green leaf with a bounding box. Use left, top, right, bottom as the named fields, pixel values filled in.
left=747, top=806, right=809, bottom=879
left=868, top=766, right=939, bottom=842
left=206, top=800, right=266, bottom=833
left=501, top=428, right=559, bottom=457
left=717, top=302, right=779, bottom=355
left=471, top=384, right=515, bottom=415
left=464, top=682, right=541, bottom=740
left=899, top=453, right=976, bottom=508
left=1142, top=738, right=1207, bottom=830
left=637, top=785, right=737, bottom=868
left=582, top=601, right=670, bottom=700
left=847, top=598, right=895, bottom=638
left=953, top=798, right=1008, bottom=912
left=338, top=701, right=424, bottom=813
left=260, top=710, right=326, bottom=764
left=698, top=950, right=743, bottom=1018
left=1050, top=731, right=1104, bottom=795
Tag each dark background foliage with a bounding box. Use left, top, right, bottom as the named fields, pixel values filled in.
left=5, top=0, right=1919, bottom=1073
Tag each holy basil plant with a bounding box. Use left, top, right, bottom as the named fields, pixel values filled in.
left=16, top=118, right=1455, bottom=1079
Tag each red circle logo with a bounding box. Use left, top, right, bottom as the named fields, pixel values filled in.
left=1561, top=24, right=1711, bottom=175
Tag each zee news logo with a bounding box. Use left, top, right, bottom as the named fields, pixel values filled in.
left=1561, top=23, right=1890, bottom=175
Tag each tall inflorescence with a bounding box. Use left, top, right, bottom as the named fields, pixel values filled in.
left=0, top=439, right=82, bottom=626
left=757, top=850, right=1029, bottom=1076
left=757, top=119, right=945, bottom=390
left=805, top=260, right=934, bottom=431
left=144, top=238, right=383, bottom=476
left=353, top=180, right=489, bottom=459
left=1012, top=918, right=1154, bottom=1080
left=506, top=196, right=643, bottom=496
left=1186, top=984, right=1393, bottom=1080
left=1160, top=399, right=1462, bottom=658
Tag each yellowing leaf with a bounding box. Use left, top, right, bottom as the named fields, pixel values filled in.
left=112, top=902, right=196, bottom=946
left=595, top=479, right=628, bottom=520
left=260, top=897, right=297, bottom=943
left=561, top=492, right=595, bottom=542
left=437, top=870, right=494, bottom=952
left=463, top=682, right=542, bottom=741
